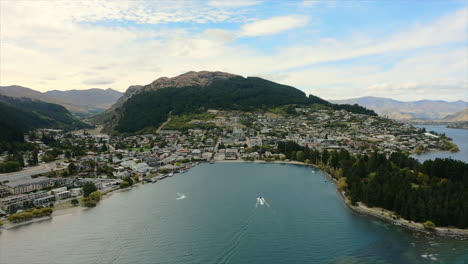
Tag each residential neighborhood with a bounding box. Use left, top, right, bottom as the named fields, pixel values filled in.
left=0, top=107, right=455, bottom=216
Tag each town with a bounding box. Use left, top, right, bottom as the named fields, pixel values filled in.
left=0, top=106, right=456, bottom=220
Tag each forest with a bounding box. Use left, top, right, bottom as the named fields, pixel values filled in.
left=0, top=96, right=90, bottom=152
left=114, top=76, right=376, bottom=133
left=277, top=141, right=468, bottom=228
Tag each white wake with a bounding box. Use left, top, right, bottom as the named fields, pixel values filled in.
left=176, top=193, right=186, bottom=200
left=255, top=197, right=270, bottom=208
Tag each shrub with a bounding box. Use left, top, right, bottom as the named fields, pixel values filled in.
left=423, top=221, right=436, bottom=231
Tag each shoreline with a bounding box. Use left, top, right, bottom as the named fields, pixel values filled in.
left=2, top=160, right=467, bottom=238
left=217, top=159, right=468, bottom=238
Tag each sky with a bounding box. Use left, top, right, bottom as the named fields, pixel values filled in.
left=0, top=0, right=467, bottom=101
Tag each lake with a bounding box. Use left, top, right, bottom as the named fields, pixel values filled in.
left=412, top=125, right=468, bottom=163
left=1, top=162, right=467, bottom=264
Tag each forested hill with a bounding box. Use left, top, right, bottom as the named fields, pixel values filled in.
left=0, top=96, right=91, bottom=147
left=102, top=72, right=376, bottom=134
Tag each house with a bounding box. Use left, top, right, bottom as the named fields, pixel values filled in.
left=132, top=162, right=152, bottom=173
left=225, top=149, right=238, bottom=160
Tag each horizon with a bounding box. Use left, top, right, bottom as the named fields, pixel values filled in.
left=1, top=1, right=467, bottom=101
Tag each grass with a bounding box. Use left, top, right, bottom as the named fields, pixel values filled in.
left=52, top=201, right=75, bottom=211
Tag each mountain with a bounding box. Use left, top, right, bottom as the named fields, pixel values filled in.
left=0, top=96, right=91, bottom=145
left=97, top=71, right=375, bottom=134
left=45, top=88, right=123, bottom=115
left=89, top=71, right=239, bottom=125
left=331, top=96, right=468, bottom=121
left=442, top=108, right=468, bottom=122
left=0, top=86, right=123, bottom=116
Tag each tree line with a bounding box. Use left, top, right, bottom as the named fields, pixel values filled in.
left=277, top=141, right=468, bottom=228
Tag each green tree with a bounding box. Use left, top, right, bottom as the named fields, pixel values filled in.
left=71, top=199, right=79, bottom=206
left=0, top=161, right=21, bottom=173
left=82, top=181, right=97, bottom=197
left=296, top=151, right=305, bottom=162
left=82, top=191, right=102, bottom=207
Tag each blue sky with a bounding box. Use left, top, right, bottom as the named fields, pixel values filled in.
left=1, top=0, right=466, bottom=101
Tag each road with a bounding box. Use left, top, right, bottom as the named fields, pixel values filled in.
left=0, top=162, right=59, bottom=182
left=155, top=111, right=172, bottom=133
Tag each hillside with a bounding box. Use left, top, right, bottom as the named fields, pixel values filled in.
left=0, top=86, right=122, bottom=116
left=442, top=108, right=468, bottom=122
left=331, top=96, right=468, bottom=120
left=0, top=96, right=91, bottom=145
left=45, top=88, right=123, bottom=115
left=99, top=71, right=376, bottom=134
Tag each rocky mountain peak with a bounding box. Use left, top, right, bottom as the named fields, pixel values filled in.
left=145, top=71, right=240, bottom=91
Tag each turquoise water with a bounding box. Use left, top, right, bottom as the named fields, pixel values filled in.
left=412, top=125, right=468, bottom=163
left=1, top=163, right=467, bottom=264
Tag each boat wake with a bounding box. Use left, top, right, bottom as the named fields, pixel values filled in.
left=213, top=208, right=257, bottom=264
left=176, top=193, right=186, bottom=200
left=255, top=197, right=270, bottom=208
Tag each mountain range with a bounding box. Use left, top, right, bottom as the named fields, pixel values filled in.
left=331, top=96, right=468, bottom=121
left=0, top=86, right=123, bottom=116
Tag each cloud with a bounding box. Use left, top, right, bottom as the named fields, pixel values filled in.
left=239, top=15, right=310, bottom=37
left=207, top=0, right=263, bottom=8
left=298, top=1, right=321, bottom=8
left=0, top=1, right=466, bottom=101
left=83, top=77, right=115, bottom=85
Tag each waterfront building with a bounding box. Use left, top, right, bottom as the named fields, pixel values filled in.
left=5, top=177, right=55, bottom=194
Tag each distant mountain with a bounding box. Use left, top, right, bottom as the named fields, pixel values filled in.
left=0, top=96, right=91, bottom=145
left=331, top=96, right=468, bottom=121
left=0, top=86, right=122, bottom=116
left=442, top=108, right=468, bottom=122
left=96, top=71, right=376, bottom=134
left=45, top=88, right=123, bottom=115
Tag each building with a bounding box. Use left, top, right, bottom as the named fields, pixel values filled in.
left=0, top=186, right=10, bottom=198
left=0, top=191, right=49, bottom=212
left=70, top=188, right=82, bottom=197
left=51, top=187, right=67, bottom=194
left=34, top=195, right=55, bottom=207
left=55, top=191, right=71, bottom=200
left=5, top=177, right=55, bottom=194
left=225, top=149, right=238, bottom=160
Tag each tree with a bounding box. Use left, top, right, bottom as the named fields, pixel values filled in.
left=68, top=163, right=76, bottom=174
left=120, top=181, right=131, bottom=188
left=82, top=181, right=97, bottom=197
left=28, top=150, right=39, bottom=166
left=71, top=199, right=79, bottom=206
left=0, top=161, right=21, bottom=173
left=296, top=151, right=305, bottom=162
left=88, top=191, right=102, bottom=202
left=82, top=191, right=102, bottom=207
left=120, top=176, right=134, bottom=189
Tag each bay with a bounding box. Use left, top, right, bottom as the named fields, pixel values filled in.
left=1, top=162, right=467, bottom=264
left=412, top=125, right=468, bottom=163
